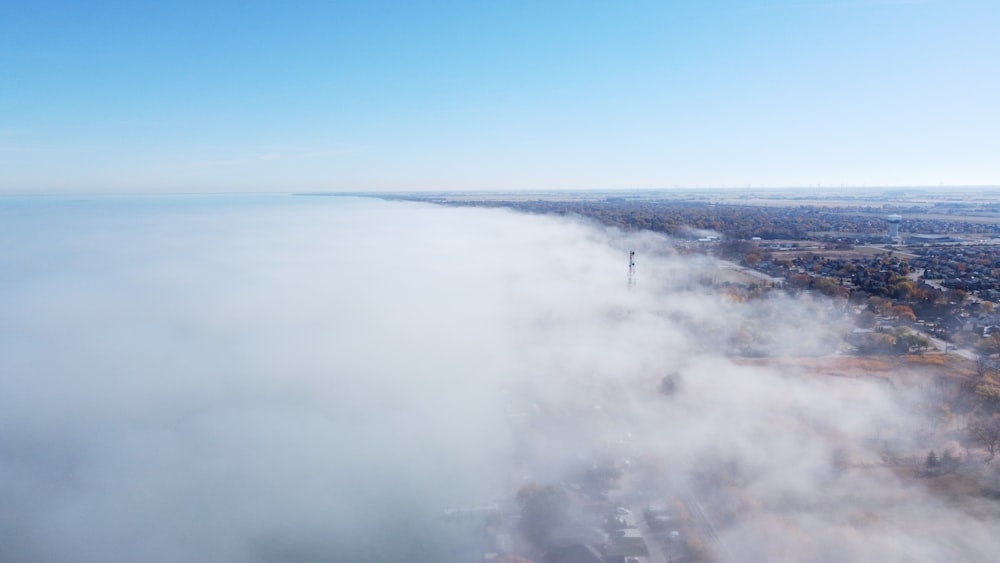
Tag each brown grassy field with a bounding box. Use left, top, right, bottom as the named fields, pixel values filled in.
left=734, top=353, right=977, bottom=382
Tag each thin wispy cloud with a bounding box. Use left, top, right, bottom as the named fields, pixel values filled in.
left=161, top=144, right=368, bottom=171
left=748, top=0, right=940, bottom=13
left=255, top=144, right=367, bottom=161
left=0, top=50, right=131, bottom=60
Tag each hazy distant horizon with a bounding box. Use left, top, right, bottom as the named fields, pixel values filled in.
left=5, top=184, right=1000, bottom=199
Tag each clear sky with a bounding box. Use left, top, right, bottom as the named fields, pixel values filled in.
left=1, top=0, right=997, bottom=193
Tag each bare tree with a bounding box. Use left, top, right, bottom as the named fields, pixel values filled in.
left=925, top=450, right=940, bottom=473
left=980, top=331, right=1000, bottom=358
left=976, top=354, right=992, bottom=380
left=969, top=416, right=1000, bottom=462
left=516, top=484, right=571, bottom=548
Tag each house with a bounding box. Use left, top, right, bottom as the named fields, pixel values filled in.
left=546, top=544, right=605, bottom=563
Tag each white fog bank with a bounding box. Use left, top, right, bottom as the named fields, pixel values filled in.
left=0, top=195, right=997, bottom=562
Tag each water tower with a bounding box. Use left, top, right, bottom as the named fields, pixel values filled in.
left=886, top=214, right=902, bottom=240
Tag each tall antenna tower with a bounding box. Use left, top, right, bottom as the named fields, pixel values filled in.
left=628, top=250, right=636, bottom=289
left=886, top=214, right=902, bottom=242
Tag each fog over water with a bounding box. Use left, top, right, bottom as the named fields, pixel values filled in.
left=2, top=195, right=999, bottom=562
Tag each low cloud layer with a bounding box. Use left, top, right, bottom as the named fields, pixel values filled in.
left=1, top=195, right=998, bottom=561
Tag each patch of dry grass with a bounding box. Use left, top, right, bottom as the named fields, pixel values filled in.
left=736, top=353, right=973, bottom=381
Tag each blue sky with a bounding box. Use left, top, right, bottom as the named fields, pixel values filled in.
left=1, top=0, right=997, bottom=193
